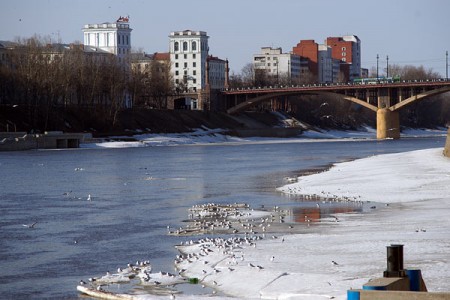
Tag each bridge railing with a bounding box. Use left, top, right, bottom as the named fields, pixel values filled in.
left=222, top=78, right=450, bottom=93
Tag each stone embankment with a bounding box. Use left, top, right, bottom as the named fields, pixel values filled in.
left=444, top=128, right=450, bottom=157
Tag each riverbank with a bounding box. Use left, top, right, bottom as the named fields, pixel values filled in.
left=174, top=148, right=450, bottom=299
left=76, top=140, right=450, bottom=299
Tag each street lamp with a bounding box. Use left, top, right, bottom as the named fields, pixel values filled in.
left=376, top=54, right=379, bottom=82
left=446, top=51, right=448, bottom=81
left=386, top=55, right=389, bottom=78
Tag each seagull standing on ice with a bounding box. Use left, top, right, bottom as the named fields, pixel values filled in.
left=87, top=194, right=91, bottom=201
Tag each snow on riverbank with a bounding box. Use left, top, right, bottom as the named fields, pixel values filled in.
left=80, top=127, right=447, bottom=149
left=174, top=148, right=450, bottom=300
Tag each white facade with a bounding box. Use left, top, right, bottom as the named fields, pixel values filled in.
left=208, top=56, right=226, bottom=89
left=253, top=47, right=302, bottom=83
left=318, top=44, right=333, bottom=83
left=82, top=17, right=132, bottom=62
left=169, top=30, right=209, bottom=92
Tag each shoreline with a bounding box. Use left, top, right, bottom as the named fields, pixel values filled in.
left=76, top=145, right=450, bottom=299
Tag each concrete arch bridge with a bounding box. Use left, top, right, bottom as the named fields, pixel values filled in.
left=223, top=80, right=450, bottom=139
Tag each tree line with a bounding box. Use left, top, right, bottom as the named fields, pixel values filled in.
left=0, top=36, right=175, bottom=131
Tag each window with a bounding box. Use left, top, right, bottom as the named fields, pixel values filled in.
left=175, top=70, right=179, bottom=75
left=193, top=53, right=196, bottom=59
left=342, top=58, right=347, bottom=62
left=175, top=54, right=178, bottom=59
left=183, top=41, right=188, bottom=51
left=193, top=62, right=196, bottom=67
left=184, top=54, right=187, bottom=59
left=342, top=52, right=346, bottom=57
left=193, top=79, right=197, bottom=84
left=184, top=62, right=188, bottom=68
left=193, top=70, right=196, bottom=75
left=192, top=41, right=197, bottom=51
left=126, top=36, right=129, bottom=45
left=342, top=47, right=346, bottom=51
left=175, top=62, right=179, bottom=68
left=174, top=42, right=179, bottom=52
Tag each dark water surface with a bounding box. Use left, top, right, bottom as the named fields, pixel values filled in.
left=0, top=136, right=445, bottom=299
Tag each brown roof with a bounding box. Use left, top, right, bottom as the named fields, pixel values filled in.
left=153, top=52, right=170, bottom=60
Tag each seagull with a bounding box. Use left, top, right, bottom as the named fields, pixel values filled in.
left=87, top=194, right=91, bottom=201
left=22, top=222, right=37, bottom=228
left=79, top=280, right=87, bottom=285
left=270, top=256, right=275, bottom=262
left=332, top=260, right=339, bottom=265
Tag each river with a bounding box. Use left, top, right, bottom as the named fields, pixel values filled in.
left=0, top=136, right=445, bottom=299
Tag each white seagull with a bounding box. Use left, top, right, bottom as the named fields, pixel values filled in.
left=22, top=222, right=37, bottom=228
left=87, top=194, right=91, bottom=201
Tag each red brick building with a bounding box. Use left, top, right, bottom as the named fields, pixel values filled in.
left=292, top=40, right=319, bottom=78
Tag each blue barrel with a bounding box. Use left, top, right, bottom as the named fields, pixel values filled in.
left=406, top=269, right=422, bottom=291
left=347, top=290, right=360, bottom=300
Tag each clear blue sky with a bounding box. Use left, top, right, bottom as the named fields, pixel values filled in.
left=1, top=0, right=449, bottom=75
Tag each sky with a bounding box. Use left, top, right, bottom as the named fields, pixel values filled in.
left=1, top=0, right=449, bottom=75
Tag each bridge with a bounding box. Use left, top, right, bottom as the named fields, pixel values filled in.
left=221, top=80, right=450, bottom=139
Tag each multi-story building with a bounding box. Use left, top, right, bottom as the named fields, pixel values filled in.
left=292, top=40, right=319, bottom=79
left=253, top=47, right=302, bottom=84
left=207, top=55, right=228, bottom=90
left=318, top=44, right=333, bottom=83
left=82, top=16, right=132, bottom=62
left=169, top=30, right=209, bottom=93
left=325, top=35, right=361, bottom=81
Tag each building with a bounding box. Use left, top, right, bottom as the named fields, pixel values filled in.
left=325, top=35, right=361, bottom=81
left=253, top=47, right=303, bottom=84
left=168, top=30, right=228, bottom=110
left=318, top=44, right=333, bottom=83
left=169, top=30, right=209, bottom=93
left=82, top=16, right=132, bottom=63
left=207, top=55, right=228, bottom=90
left=292, top=40, right=319, bottom=79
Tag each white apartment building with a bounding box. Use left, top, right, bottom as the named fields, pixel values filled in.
left=169, top=30, right=209, bottom=92
left=82, top=16, right=132, bottom=62
left=253, top=47, right=302, bottom=83
left=343, top=35, right=361, bottom=80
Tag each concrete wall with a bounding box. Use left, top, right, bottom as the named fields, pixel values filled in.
left=444, top=128, right=450, bottom=158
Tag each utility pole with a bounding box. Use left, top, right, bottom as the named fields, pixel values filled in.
left=386, top=55, right=389, bottom=78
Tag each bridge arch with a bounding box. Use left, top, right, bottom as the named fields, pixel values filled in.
left=390, top=86, right=450, bottom=111
left=227, top=90, right=378, bottom=114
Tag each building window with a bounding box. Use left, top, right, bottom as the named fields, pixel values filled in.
left=193, top=53, right=196, bottom=59
left=184, top=54, right=187, bottom=59
left=184, top=62, right=188, bottom=68
left=175, top=54, right=178, bottom=59
left=183, top=41, right=188, bottom=51
left=342, top=58, right=347, bottom=62
left=193, top=62, right=196, bottom=67
left=175, top=62, right=179, bottom=68
left=192, top=41, right=197, bottom=51
left=193, top=70, right=196, bottom=75
left=193, top=79, right=197, bottom=84
left=342, top=47, right=346, bottom=51
left=342, top=52, right=346, bottom=57
left=126, top=36, right=129, bottom=45
left=174, top=42, right=179, bottom=52
left=175, top=70, right=179, bottom=75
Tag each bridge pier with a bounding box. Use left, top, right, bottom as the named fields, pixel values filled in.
left=377, top=108, right=400, bottom=139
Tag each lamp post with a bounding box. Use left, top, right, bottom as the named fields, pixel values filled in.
left=386, top=55, right=389, bottom=78
left=376, top=54, right=379, bottom=82
left=446, top=51, right=448, bottom=81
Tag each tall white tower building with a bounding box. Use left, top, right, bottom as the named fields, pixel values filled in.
left=82, top=16, right=132, bottom=62
left=169, top=30, right=209, bottom=92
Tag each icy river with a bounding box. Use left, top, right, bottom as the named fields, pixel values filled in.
left=0, top=134, right=446, bottom=299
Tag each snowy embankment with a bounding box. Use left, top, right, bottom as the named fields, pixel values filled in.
left=80, top=127, right=447, bottom=149
left=175, top=148, right=450, bottom=300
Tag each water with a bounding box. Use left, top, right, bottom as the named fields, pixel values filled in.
left=0, top=136, right=445, bottom=299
